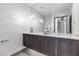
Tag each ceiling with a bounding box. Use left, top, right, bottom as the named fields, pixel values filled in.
left=27, top=3, right=72, bottom=16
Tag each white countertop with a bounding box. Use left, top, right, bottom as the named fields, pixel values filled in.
left=23, top=32, right=79, bottom=40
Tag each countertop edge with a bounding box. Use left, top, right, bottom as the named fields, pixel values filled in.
left=23, top=33, right=79, bottom=40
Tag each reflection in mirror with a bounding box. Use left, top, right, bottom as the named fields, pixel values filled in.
left=54, top=15, right=72, bottom=34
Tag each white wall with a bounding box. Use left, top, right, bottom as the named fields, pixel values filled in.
left=0, top=3, right=44, bottom=55
left=72, top=3, right=79, bottom=35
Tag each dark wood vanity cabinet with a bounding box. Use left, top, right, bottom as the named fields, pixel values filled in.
left=73, top=40, right=79, bottom=56
left=23, top=34, right=79, bottom=56
left=49, top=37, right=56, bottom=55
left=57, top=38, right=79, bottom=56
left=23, top=34, right=55, bottom=56
left=23, top=34, right=43, bottom=52
left=43, top=37, right=55, bottom=56
left=57, top=38, right=75, bottom=56
left=23, top=34, right=32, bottom=48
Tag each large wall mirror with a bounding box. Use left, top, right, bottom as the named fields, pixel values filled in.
left=54, top=15, right=72, bottom=34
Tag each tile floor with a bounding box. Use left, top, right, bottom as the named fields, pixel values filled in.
left=12, top=48, right=46, bottom=56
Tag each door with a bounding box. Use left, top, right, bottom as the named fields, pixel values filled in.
left=48, top=37, right=56, bottom=56
left=30, top=35, right=44, bottom=52
left=57, top=38, right=77, bottom=56
left=23, top=34, right=33, bottom=48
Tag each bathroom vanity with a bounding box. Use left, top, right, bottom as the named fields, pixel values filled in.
left=23, top=33, right=79, bottom=56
